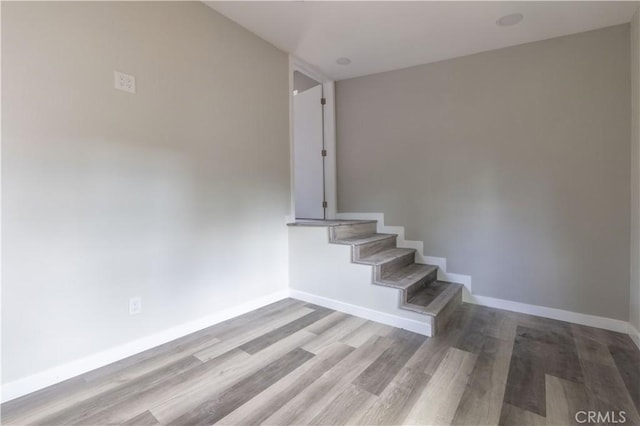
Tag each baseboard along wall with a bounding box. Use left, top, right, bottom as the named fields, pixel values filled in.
left=3, top=210, right=639, bottom=401
left=1, top=290, right=290, bottom=403
left=335, top=212, right=639, bottom=346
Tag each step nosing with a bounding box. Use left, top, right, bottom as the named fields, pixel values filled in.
left=381, top=264, right=437, bottom=280
left=330, top=221, right=378, bottom=230
left=401, top=302, right=437, bottom=316
left=332, top=233, right=397, bottom=246
left=404, top=282, right=463, bottom=316
left=287, top=219, right=376, bottom=227
left=359, top=248, right=415, bottom=264
left=379, top=274, right=435, bottom=288
left=376, top=281, right=419, bottom=290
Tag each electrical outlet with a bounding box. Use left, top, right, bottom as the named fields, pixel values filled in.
left=129, top=297, right=141, bottom=315
left=114, top=71, right=136, bottom=94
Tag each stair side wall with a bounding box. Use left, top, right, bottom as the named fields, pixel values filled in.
left=288, top=226, right=433, bottom=336
left=336, top=212, right=473, bottom=300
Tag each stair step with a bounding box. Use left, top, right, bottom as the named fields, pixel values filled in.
left=287, top=219, right=376, bottom=227
left=289, top=217, right=465, bottom=337
left=332, top=233, right=396, bottom=246
left=402, top=281, right=463, bottom=335
left=330, top=221, right=378, bottom=240
left=377, top=263, right=438, bottom=290
left=402, top=281, right=463, bottom=316
left=334, top=233, right=398, bottom=260
left=357, top=248, right=415, bottom=266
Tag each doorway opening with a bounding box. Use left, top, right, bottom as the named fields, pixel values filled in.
left=290, top=58, right=337, bottom=221
left=293, top=71, right=326, bottom=219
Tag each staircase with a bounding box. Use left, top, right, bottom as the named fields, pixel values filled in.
left=291, top=219, right=463, bottom=336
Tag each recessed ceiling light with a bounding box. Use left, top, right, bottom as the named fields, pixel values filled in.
left=496, top=13, right=523, bottom=27
left=336, top=57, right=351, bottom=65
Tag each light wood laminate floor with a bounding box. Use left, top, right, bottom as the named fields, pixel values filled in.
left=2, top=298, right=639, bottom=425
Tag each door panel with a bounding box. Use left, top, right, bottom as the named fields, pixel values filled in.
left=294, top=84, right=324, bottom=219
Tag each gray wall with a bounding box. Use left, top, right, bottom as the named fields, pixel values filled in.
left=294, top=71, right=320, bottom=93
left=2, top=2, right=289, bottom=384
left=631, top=8, right=640, bottom=331
left=336, top=25, right=631, bottom=320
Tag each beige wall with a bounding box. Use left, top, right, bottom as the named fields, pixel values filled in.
left=2, top=1, right=289, bottom=384
left=631, top=8, right=640, bottom=332
left=337, top=25, right=631, bottom=320
left=294, top=71, right=320, bottom=93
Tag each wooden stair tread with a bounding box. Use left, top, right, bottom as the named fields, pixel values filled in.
left=287, top=219, right=377, bottom=227
left=357, top=248, right=415, bottom=265
left=377, top=263, right=438, bottom=289
left=332, top=233, right=396, bottom=246
left=402, top=281, right=463, bottom=316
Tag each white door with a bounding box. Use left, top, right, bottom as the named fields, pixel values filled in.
left=294, top=84, right=325, bottom=219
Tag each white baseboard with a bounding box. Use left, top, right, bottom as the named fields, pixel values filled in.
left=628, top=323, right=640, bottom=350
left=335, top=212, right=636, bottom=339
left=288, top=289, right=432, bottom=336
left=0, top=290, right=290, bottom=404
left=468, top=294, right=630, bottom=334
left=4, top=284, right=634, bottom=404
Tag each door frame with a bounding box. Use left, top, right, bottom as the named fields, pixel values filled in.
left=289, top=55, right=337, bottom=220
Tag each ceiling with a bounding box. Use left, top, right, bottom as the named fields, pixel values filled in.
left=206, top=1, right=638, bottom=81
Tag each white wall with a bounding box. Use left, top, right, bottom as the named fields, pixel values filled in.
left=2, top=2, right=289, bottom=387
left=288, top=226, right=432, bottom=335
left=631, top=7, right=640, bottom=337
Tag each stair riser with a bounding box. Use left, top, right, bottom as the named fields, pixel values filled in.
left=378, top=252, right=416, bottom=279
left=404, top=268, right=438, bottom=300
left=432, top=288, right=462, bottom=335
left=330, top=222, right=377, bottom=240
left=353, top=236, right=397, bottom=260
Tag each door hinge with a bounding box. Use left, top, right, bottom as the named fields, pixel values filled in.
left=322, top=201, right=328, bottom=208
left=321, top=149, right=327, bottom=157
left=321, top=98, right=326, bottom=105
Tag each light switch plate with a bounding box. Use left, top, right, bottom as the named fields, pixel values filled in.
left=115, top=71, right=136, bottom=94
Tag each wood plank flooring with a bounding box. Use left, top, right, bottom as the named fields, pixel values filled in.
left=2, top=298, right=639, bottom=425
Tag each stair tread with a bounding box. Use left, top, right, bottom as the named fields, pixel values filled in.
left=332, top=233, right=396, bottom=246
left=377, top=263, right=438, bottom=289
left=357, top=248, right=415, bottom=265
left=287, top=219, right=376, bottom=227
left=403, top=281, right=463, bottom=316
